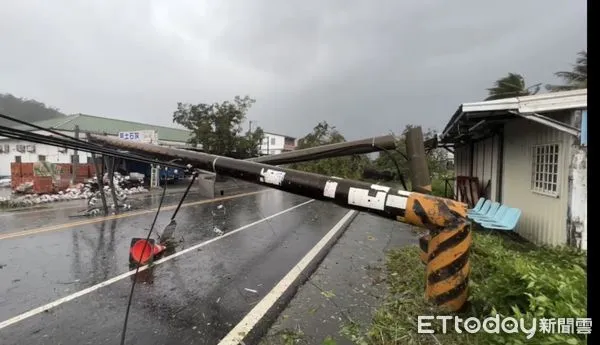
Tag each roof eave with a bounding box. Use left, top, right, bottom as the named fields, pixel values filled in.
left=441, top=89, right=587, bottom=142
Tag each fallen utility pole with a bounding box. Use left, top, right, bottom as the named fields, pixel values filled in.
left=248, top=134, right=397, bottom=165
left=249, top=134, right=438, bottom=166
left=89, top=133, right=471, bottom=312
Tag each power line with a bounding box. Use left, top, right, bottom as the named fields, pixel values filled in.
left=0, top=113, right=187, bottom=169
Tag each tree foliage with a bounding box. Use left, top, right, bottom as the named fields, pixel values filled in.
left=546, top=50, right=587, bottom=92
left=0, top=93, right=65, bottom=127
left=172, top=95, right=264, bottom=159
left=485, top=73, right=540, bottom=101
left=373, top=125, right=451, bottom=185
left=289, top=121, right=370, bottom=179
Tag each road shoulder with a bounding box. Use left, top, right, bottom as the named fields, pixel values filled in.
left=258, top=212, right=419, bottom=345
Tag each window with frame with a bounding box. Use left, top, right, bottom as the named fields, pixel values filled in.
left=531, top=143, right=560, bottom=196
left=270, top=137, right=276, bottom=145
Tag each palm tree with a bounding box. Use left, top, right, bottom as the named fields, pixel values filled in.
left=545, top=50, right=587, bottom=92
left=485, top=73, right=541, bottom=101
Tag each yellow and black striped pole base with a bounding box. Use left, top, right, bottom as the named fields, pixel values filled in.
left=419, top=233, right=430, bottom=265
left=424, top=221, right=471, bottom=312
left=404, top=193, right=470, bottom=312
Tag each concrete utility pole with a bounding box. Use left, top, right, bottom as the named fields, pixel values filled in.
left=91, top=153, right=109, bottom=215
left=85, top=132, right=109, bottom=215
left=105, top=156, right=119, bottom=212
left=71, top=125, right=79, bottom=185
left=405, top=126, right=432, bottom=194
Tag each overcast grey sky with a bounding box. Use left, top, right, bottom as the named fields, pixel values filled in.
left=0, top=0, right=587, bottom=140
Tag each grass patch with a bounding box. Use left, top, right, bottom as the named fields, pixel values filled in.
left=360, top=231, right=587, bottom=345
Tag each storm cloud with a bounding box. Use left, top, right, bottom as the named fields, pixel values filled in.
left=0, top=0, right=587, bottom=139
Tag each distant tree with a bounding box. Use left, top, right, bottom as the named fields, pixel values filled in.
left=289, top=121, right=370, bottom=179
left=235, top=126, right=264, bottom=159
left=0, top=93, right=65, bottom=127
left=485, top=73, right=540, bottom=101
left=172, top=95, right=264, bottom=159
left=546, top=50, right=587, bottom=92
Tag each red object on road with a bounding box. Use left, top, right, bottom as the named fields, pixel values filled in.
left=129, top=239, right=166, bottom=265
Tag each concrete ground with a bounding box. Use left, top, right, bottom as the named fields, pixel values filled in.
left=259, top=212, right=419, bottom=345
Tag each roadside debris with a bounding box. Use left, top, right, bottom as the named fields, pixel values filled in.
left=83, top=173, right=148, bottom=216
left=244, top=288, right=259, bottom=294
left=0, top=172, right=148, bottom=210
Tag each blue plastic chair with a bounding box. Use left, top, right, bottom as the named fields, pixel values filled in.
left=479, top=208, right=522, bottom=231
left=468, top=202, right=500, bottom=221
left=473, top=205, right=508, bottom=224
left=467, top=198, right=486, bottom=215
left=469, top=200, right=492, bottom=218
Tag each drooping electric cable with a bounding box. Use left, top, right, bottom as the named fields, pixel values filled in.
left=0, top=112, right=188, bottom=170
left=373, top=145, right=408, bottom=191
left=119, top=166, right=198, bottom=344
left=119, top=171, right=168, bottom=345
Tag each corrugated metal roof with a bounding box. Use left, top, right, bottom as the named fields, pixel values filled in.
left=11, top=113, right=192, bottom=143
left=461, top=88, right=587, bottom=114
left=442, top=89, right=587, bottom=140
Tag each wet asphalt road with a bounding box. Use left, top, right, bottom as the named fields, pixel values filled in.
left=0, top=180, right=259, bottom=234
left=0, top=186, right=353, bottom=344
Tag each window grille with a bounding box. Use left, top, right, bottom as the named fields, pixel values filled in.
left=531, top=143, right=560, bottom=196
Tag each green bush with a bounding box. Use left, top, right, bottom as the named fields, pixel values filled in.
left=469, top=233, right=587, bottom=345
left=361, top=231, right=588, bottom=345
left=430, top=178, right=448, bottom=197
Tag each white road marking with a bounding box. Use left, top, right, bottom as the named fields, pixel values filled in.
left=218, top=209, right=357, bottom=345
left=0, top=199, right=315, bottom=331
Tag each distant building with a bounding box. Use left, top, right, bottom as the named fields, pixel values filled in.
left=0, top=113, right=192, bottom=176
left=439, top=89, right=587, bottom=250
left=258, top=132, right=297, bottom=155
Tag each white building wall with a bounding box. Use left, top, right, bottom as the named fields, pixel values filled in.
left=0, top=142, right=90, bottom=175
left=501, top=111, right=574, bottom=246
left=259, top=133, right=285, bottom=155
left=0, top=137, right=92, bottom=176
